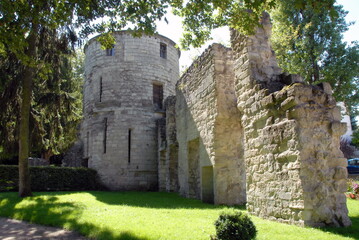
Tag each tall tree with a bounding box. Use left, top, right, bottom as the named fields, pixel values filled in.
left=0, top=47, right=84, bottom=162
left=0, top=52, right=22, bottom=160
left=270, top=1, right=359, bottom=114
left=30, top=31, right=83, bottom=160
left=170, top=0, right=336, bottom=49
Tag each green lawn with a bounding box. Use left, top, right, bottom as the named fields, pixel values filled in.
left=0, top=191, right=358, bottom=240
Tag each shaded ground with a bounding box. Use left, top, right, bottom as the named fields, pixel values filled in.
left=0, top=217, right=88, bottom=240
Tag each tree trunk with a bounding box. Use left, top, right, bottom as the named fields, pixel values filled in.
left=41, top=149, right=53, bottom=161
left=18, top=24, right=38, bottom=197
left=308, top=28, right=319, bottom=84
left=313, top=61, right=320, bottom=83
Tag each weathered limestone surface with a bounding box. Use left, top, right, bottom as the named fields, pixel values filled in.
left=230, top=13, right=350, bottom=227
left=175, top=44, right=246, bottom=205
left=82, top=31, right=180, bottom=190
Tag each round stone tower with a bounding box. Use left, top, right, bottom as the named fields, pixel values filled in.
left=82, top=31, right=180, bottom=190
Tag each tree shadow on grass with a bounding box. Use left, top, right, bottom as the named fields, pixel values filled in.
left=88, top=191, right=246, bottom=210
left=320, top=215, right=359, bottom=240
left=0, top=192, right=150, bottom=240
left=317, top=199, right=359, bottom=240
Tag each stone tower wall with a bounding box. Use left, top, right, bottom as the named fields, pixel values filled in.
left=82, top=32, right=180, bottom=190
left=230, top=13, right=350, bottom=227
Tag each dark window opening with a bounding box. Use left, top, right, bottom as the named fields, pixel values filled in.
left=106, top=48, right=115, bottom=56
left=160, top=43, right=167, bottom=59
left=202, top=166, right=214, bottom=204
left=103, top=118, right=108, bottom=154
left=82, top=158, right=89, bottom=168
left=153, top=83, right=163, bottom=110
left=128, top=129, right=132, bottom=163
left=99, top=77, right=103, bottom=102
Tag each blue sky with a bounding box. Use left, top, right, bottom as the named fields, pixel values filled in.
left=337, top=0, right=359, bottom=44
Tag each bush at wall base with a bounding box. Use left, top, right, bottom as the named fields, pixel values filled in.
left=214, top=210, right=257, bottom=240
left=0, top=165, right=105, bottom=192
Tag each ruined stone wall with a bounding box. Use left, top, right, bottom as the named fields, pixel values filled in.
left=230, top=13, right=350, bottom=227
left=176, top=46, right=216, bottom=199
left=175, top=44, right=246, bottom=205
left=212, top=46, right=246, bottom=205
left=82, top=32, right=180, bottom=190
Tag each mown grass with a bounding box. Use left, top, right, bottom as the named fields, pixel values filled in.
left=0, top=191, right=358, bottom=240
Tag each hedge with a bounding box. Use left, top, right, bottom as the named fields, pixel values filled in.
left=0, top=165, right=105, bottom=192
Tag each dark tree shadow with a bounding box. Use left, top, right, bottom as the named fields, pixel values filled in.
left=320, top=215, right=359, bottom=240
left=88, top=191, right=246, bottom=211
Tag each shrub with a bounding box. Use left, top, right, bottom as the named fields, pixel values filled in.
left=0, top=165, right=104, bottom=192
left=352, top=130, right=359, bottom=148
left=0, top=179, right=15, bottom=191
left=347, top=178, right=359, bottom=200
left=214, top=211, right=257, bottom=240
left=340, top=138, right=356, bottom=158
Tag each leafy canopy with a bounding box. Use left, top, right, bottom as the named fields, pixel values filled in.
left=0, top=41, right=83, bottom=160
left=171, top=0, right=337, bottom=49
left=0, top=0, right=339, bottom=54
left=270, top=1, right=359, bottom=115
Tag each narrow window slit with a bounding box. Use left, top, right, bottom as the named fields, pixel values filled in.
left=106, top=48, right=115, bottom=56
left=128, top=129, right=132, bottom=163
left=103, top=118, right=108, bottom=154
left=153, top=83, right=163, bottom=110
left=99, top=77, right=103, bottom=102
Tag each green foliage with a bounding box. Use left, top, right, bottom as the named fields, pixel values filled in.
left=351, top=115, right=358, bottom=131
left=97, top=32, right=116, bottom=50
left=270, top=2, right=359, bottom=114
left=172, top=0, right=276, bottom=49
left=170, top=0, right=336, bottom=49
left=0, top=165, right=103, bottom=192
left=0, top=50, right=83, bottom=159
left=347, top=179, right=359, bottom=195
left=30, top=51, right=84, bottom=156
left=214, top=211, right=257, bottom=240
left=352, top=130, right=359, bottom=148
left=0, top=179, right=15, bottom=191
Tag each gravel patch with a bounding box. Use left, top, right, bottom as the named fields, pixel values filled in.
left=0, top=217, right=89, bottom=240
